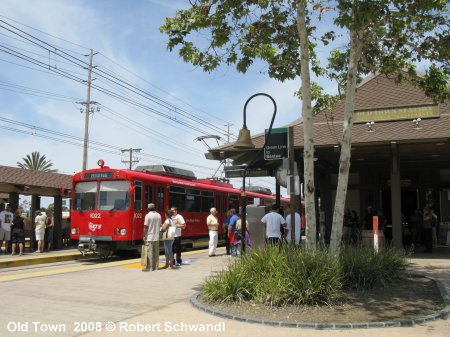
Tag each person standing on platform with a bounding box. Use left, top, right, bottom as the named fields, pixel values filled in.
left=171, top=206, right=186, bottom=266
left=261, top=204, right=286, bottom=245
left=34, top=210, right=47, bottom=253
left=11, top=210, right=25, bottom=256
left=45, top=210, right=54, bottom=251
left=285, top=205, right=301, bottom=245
left=228, top=209, right=240, bottom=257
left=143, top=203, right=161, bottom=271
left=161, top=209, right=175, bottom=269
left=223, top=210, right=231, bottom=255
left=0, top=205, right=13, bottom=254
left=207, top=207, right=220, bottom=257
left=423, top=207, right=433, bottom=253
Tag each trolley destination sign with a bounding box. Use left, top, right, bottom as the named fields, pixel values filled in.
left=84, top=172, right=114, bottom=179
left=264, top=127, right=288, bottom=160
left=224, top=165, right=274, bottom=178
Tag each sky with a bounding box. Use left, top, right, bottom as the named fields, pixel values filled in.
left=0, top=0, right=311, bottom=205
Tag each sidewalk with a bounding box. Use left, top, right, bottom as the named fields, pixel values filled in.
left=79, top=248, right=450, bottom=337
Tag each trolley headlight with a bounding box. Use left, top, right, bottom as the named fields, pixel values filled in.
left=71, top=228, right=78, bottom=235
left=119, top=228, right=127, bottom=236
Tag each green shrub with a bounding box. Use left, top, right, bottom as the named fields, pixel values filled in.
left=201, top=245, right=409, bottom=306
left=340, top=245, right=409, bottom=289
left=202, top=245, right=342, bottom=306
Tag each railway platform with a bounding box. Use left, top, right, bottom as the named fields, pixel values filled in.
left=0, top=247, right=88, bottom=269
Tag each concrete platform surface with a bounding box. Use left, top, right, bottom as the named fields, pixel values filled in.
left=0, top=247, right=449, bottom=337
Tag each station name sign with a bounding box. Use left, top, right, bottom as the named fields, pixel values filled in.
left=84, top=172, right=114, bottom=179
left=224, top=165, right=273, bottom=178
left=264, top=128, right=288, bottom=160
left=354, top=105, right=439, bottom=123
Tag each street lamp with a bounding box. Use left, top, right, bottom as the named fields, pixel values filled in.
left=233, top=93, right=277, bottom=254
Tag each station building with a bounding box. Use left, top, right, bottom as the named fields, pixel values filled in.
left=206, top=73, right=450, bottom=249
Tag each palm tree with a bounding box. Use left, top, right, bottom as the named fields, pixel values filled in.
left=17, top=151, right=56, bottom=172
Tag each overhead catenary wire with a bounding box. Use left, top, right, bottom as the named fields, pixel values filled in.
left=0, top=19, right=231, bottom=138
left=0, top=116, right=218, bottom=172
left=97, top=52, right=236, bottom=132
left=0, top=14, right=235, bottom=136
left=0, top=78, right=211, bottom=156
left=0, top=17, right=277, bottom=189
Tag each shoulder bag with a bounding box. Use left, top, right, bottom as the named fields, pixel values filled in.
left=160, top=220, right=176, bottom=240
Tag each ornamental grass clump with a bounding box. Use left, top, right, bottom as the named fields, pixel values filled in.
left=340, top=245, right=409, bottom=289
left=202, top=245, right=343, bottom=306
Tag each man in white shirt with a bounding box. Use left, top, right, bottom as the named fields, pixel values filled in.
left=0, top=205, right=13, bottom=254
left=143, top=203, right=161, bottom=271
left=206, top=207, right=220, bottom=257
left=171, top=206, right=186, bottom=266
left=285, top=205, right=302, bottom=245
left=261, top=204, right=286, bottom=245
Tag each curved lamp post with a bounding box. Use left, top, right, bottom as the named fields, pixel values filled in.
left=233, top=93, right=277, bottom=254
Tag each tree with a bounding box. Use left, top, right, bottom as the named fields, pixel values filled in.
left=328, top=0, right=448, bottom=256
left=160, top=0, right=449, bottom=253
left=17, top=151, right=56, bottom=172
left=161, top=0, right=320, bottom=250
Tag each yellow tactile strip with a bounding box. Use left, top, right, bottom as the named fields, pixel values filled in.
left=0, top=250, right=204, bottom=282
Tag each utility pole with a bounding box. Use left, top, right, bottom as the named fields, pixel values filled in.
left=224, top=123, right=233, bottom=168
left=82, top=49, right=98, bottom=171
left=225, top=123, right=233, bottom=144
left=121, top=148, right=142, bottom=170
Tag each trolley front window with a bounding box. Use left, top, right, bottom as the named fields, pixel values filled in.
left=98, top=180, right=130, bottom=211
left=74, top=181, right=97, bottom=211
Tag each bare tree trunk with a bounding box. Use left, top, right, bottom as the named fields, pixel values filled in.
left=329, top=27, right=363, bottom=256
left=297, top=0, right=316, bottom=251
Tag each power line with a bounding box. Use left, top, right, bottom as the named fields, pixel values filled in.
left=0, top=78, right=206, bottom=156
left=0, top=19, right=230, bottom=138
left=0, top=116, right=218, bottom=172
left=0, top=20, right=236, bottom=139
left=0, top=14, right=90, bottom=53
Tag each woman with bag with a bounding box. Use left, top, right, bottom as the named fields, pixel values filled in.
left=161, top=209, right=176, bottom=269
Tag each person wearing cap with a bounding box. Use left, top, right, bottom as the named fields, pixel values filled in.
left=0, top=205, right=13, bottom=254
left=143, top=203, right=161, bottom=271
left=34, top=210, right=47, bottom=253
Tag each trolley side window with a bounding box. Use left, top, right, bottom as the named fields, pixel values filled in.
left=229, top=194, right=240, bottom=211
left=74, top=181, right=97, bottom=211
left=145, top=185, right=153, bottom=205
left=134, top=181, right=143, bottom=211
left=185, top=188, right=201, bottom=212
left=157, top=186, right=165, bottom=212
left=215, top=193, right=226, bottom=214
left=201, top=190, right=214, bottom=212
left=98, top=180, right=130, bottom=211
left=169, top=185, right=185, bottom=212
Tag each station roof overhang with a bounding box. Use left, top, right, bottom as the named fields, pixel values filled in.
left=0, top=165, right=72, bottom=198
